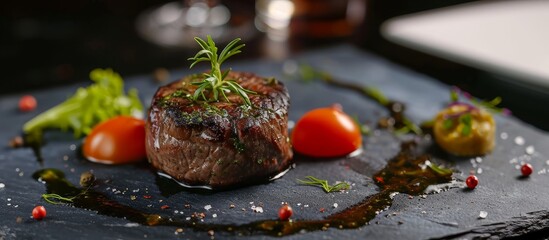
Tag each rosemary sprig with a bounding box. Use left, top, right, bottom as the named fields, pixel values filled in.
left=188, top=35, right=255, bottom=106
left=297, top=176, right=350, bottom=193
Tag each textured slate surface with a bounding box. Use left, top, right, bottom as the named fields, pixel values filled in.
left=1, top=45, right=549, bottom=239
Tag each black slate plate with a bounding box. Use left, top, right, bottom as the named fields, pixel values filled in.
left=1, top=45, right=549, bottom=239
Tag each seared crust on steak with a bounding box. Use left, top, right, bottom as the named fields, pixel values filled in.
left=145, top=71, right=292, bottom=188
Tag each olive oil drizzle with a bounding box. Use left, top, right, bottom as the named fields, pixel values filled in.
left=24, top=131, right=44, bottom=165
left=32, top=141, right=452, bottom=237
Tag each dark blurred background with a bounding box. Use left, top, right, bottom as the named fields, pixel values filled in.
left=0, top=0, right=474, bottom=93
left=2, top=0, right=547, bottom=130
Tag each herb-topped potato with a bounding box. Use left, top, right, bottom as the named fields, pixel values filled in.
left=433, top=103, right=496, bottom=156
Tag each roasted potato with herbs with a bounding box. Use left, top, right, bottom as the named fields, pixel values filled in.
left=433, top=103, right=495, bottom=156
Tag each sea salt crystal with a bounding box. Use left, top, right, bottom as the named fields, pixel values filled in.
left=124, top=223, right=139, bottom=227
left=477, top=168, right=483, bottom=174
left=514, top=136, right=525, bottom=146
left=0, top=183, right=5, bottom=188
left=333, top=203, right=338, bottom=208
left=204, top=205, right=212, bottom=211
left=288, top=121, right=295, bottom=130
left=476, top=157, right=483, bottom=163
left=470, top=159, right=477, bottom=168
left=70, top=144, right=76, bottom=150
left=500, top=132, right=508, bottom=140
left=212, top=214, right=218, bottom=218
left=251, top=206, right=263, bottom=213
left=479, top=211, right=488, bottom=219
left=526, top=146, right=535, bottom=155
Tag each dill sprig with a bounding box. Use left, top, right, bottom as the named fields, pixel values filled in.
left=297, top=176, right=350, bottom=193
left=188, top=35, right=255, bottom=106
left=41, top=193, right=76, bottom=205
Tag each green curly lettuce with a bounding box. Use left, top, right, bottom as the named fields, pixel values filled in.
left=23, top=68, right=143, bottom=138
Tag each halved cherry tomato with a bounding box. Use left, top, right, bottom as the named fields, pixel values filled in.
left=83, top=116, right=146, bottom=164
left=291, top=105, right=362, bottom=158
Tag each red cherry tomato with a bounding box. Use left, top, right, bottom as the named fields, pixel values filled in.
left=83, top=116, right=146, bottom=164
left=278, top=204, right=293, bottom=220
left=291, top=105, right=362, bottom=158
left=19, top=95, right=37, bottom=112
left=521, top=163, right=533, bottom=177
left=465, top=175, right=478, bottom=189
left=32, top=205, right=47, bottom=220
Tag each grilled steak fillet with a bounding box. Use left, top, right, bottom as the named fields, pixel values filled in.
left=145, top=72, right=292, bottom=188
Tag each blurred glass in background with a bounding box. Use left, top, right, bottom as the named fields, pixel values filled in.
left=136, top=0, right=256, bottom=48
left=0, top=0, right=474, bottom=94
left=255, top=0, right=365, bottom=42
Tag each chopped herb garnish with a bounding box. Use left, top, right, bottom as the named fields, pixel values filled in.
left=401, top=118, right=422, bottom=135
left=297, top=176, right=350, bottom=193
left=362, top=87, right=389, bottom=106
left=426, top=161, right=453, bottom=176
left=459, top=113, right=472, bottom=136
left=23, top=68, right=143, bottom=139
left=188, top=35, right=255, bottom=105
left=450, top=87, right=509, bottom=114
left=352, top=115, right=371, bottom=135
left=442, top=118, right=454, bottom=130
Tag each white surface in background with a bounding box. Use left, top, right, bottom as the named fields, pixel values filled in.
left=382, top=0, right=549, bottom=90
